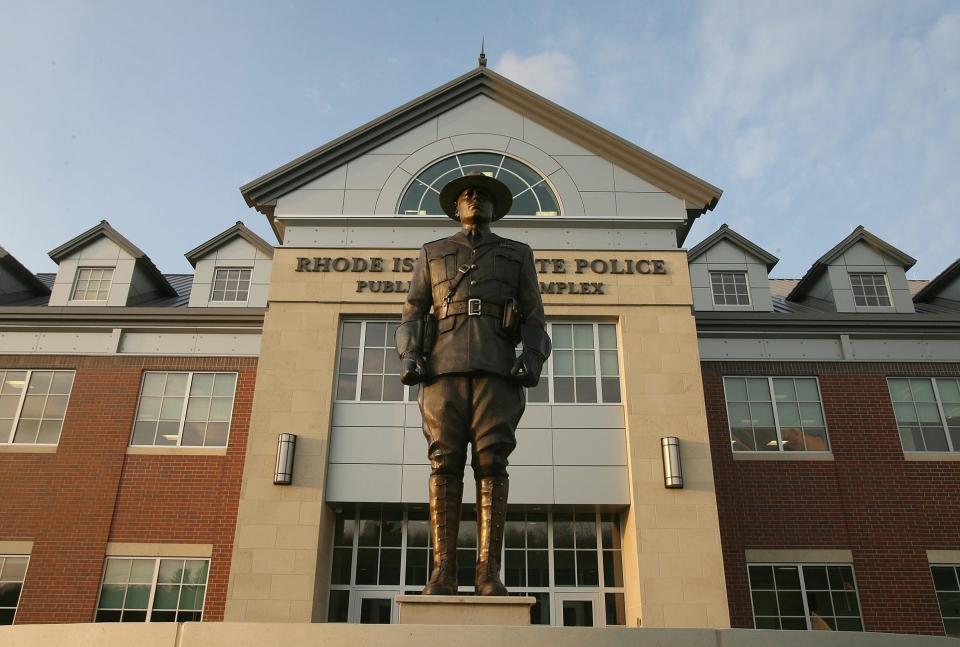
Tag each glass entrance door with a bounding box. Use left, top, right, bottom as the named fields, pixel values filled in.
left=349, top=590, right=398, bottom=623
left=553, top=592, right=601, bottom=627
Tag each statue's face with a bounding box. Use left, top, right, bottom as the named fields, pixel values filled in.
left=456, top=187, right=495, bottom=227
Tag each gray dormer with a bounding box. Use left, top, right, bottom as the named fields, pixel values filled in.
left=47, top=221, right=176, bottom=307
left=914, top=257, right=960, bottom=311
left=787, top=226, right=916, bottom=313
left=185, top=222, right=273, bottom=308
left=0, top=246, right=51, bottom=305
left=687, top=224, right=778, bottom=312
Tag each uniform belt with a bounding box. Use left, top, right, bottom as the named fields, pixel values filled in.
left=437, top=298, right=503, bottom=320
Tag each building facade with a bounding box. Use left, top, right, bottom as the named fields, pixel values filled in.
left=1, top=65, right=959, bottom=638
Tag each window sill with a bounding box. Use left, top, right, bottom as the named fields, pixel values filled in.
left=732, top=451, right=834, bottom=461
left=903, top=452, right=960, bottom=462
left=127, top=446, right=228, bottom=456
left=0, top=444, right=57, bottom=454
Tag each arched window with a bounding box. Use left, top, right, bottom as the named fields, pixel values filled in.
left=398, top=152, right=560, bottom=216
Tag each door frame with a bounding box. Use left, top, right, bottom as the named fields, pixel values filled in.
left=348, top=588, right=400, bottom=624
left=552, top=591, right=604, bottom=627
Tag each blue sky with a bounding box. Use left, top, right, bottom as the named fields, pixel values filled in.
left=1, top=1, right=957, bottom=279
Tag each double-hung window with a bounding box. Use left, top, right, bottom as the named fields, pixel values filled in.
left=888, top=378, right=960, bottom=452
left=71, top=267, right=114, bottom=301
left=0, top=370, right=75, bottom=445
left=931, top=565, right=960, bottom=637
left=95, top=557, right=208, bottom=622
left=849, top=273, right=891, bottom=307
left=748, top=563, right=863, bottom=631
left=131, top=372, right=237, bottom=447
left=210, top=268, right=252, bottom=303
left=0, top=555, right=29, bottom=625
left=710, top=271, right=750, bottom=306
left=724, top=377, right=829, bottom=452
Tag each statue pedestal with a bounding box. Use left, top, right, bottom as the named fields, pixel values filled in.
left=395, top=595, right=534, bottom=625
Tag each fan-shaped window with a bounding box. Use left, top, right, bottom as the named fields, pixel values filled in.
left=399, top=152, right=560, bottom=216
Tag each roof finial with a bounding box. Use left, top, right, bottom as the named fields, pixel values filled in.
left=478, top=38, right=487, bottom=67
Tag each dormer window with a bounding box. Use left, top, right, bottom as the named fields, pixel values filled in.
left=71, top=267, right=114, bottom=301
left=850, top=273, right=891, bottom=307
left=210, top=268, right=251, bottom=303
left=710, top=271, right=751, bottom=306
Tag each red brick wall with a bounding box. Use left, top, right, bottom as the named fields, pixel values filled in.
left=704, top=361, right=960, bottom=636
left=0, top=355, right=254, bottom=624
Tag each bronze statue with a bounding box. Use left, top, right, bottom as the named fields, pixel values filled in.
left=396, top=173, right=551, bottom=595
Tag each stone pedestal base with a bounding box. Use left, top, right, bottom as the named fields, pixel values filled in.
left=396, top=595, right=534, bottom=625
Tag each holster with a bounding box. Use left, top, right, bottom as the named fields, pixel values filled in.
left=520, top=324, right=552, bottom=361
left=501, top=298, right=522, bottom=345
left=423, top=313, right=438, bottom=357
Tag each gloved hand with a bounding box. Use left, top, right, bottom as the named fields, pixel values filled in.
left=400, top=354, right=425, bottom=385
left=510, top=350, right=545, bottom=387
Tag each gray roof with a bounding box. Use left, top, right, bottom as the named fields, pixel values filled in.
left=687, top=224, right=779, bottom=271
left=0, top=245, right=50, bottom=296
left=240, top=65, right=723, bottom=243
left=48, top=220, right=177, bottom=297
left=913, top=257, right=960, bottom=304
left=184, top=221, right=274, bottom=268
left=787, top=226, right=917, bottom=301
left=10, top=273, right=192, bottom=307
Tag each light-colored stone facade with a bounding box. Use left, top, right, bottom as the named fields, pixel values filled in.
left=226, top=246, right=729, bottom=627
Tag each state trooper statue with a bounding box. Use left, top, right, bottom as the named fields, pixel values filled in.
left=395, top=173, right=551, bottom=596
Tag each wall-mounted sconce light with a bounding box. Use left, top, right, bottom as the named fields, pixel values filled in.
left=274, top=433, right=297, bottom=485
left=661, top=436, right=683, bottom=489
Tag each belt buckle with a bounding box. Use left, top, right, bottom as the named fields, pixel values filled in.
left=467, top=298, right=482, bottom=316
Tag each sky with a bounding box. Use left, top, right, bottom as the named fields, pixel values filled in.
left=1, top=0, right=957, bottom=279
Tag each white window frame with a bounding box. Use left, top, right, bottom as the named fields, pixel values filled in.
left=70, top=266, right=115, bottom=302
left=0, top=554, right=30, bottom=625
left=722, top=376, right=831, bottom=453
left=129, top=371, right=238, bottom=448
left=709, top=270, right=752, bottom=307
left=849, top=272, right=892, bottom=308
left=1, top=369, right=75, bottom=445
left=209, top=267, right=253, bottom=304
left=747, top=562, right=864, bottom=631
left=94, top=556, right=210, bottom=623
left=887, top=377, right=959, bottom=453
left=333, top=320, right=623, bottom=406
left=931, top=563, right=960, bottom=638
left=327, top=507, right=626, bottom=627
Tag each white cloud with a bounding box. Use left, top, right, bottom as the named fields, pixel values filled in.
left=676, top=1, right=960, bottom=277
left=493, top=50, right=582, bottom=104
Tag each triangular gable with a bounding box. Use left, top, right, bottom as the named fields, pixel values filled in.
left=0, top=245, right=50, bottom=297
left=185, top=221, right=274, bottom=268
left=241, top=66, right=722, bottom=238
left=787, top=225, right=916, bottom=301
left=914, top=257, right=960, bottom=303
left=48, top=220, right=176, bottom=297
left=688, top=224, right=779, bottom=270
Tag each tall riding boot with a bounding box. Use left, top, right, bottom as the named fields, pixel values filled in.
left=474, top=476, right=509, bottom=595
left=422, top=475, right=462, bottom=595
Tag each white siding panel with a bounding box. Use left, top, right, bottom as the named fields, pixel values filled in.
left=509, top=466, right=555, bottom=504
left=510, top=427, right=553, bottom=465
left=329, top=426, right=404, bottom=464
left=553, top=427, right=626, bottom=466
left=400, top=464, right=431, bottom=503
left=550, top=405, right=624, bottom=429
left=326, top=464, right=402, bottom=503
left=553, top=466, right=629, bottom=505
left=436, top=96, right=523, bottom=140
left=403, top=427, right=428, bottom=465
left=331, top=402, right=406, bottom=427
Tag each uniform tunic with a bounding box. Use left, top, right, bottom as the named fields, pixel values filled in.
left=401, top=230, right=547, bottom=475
